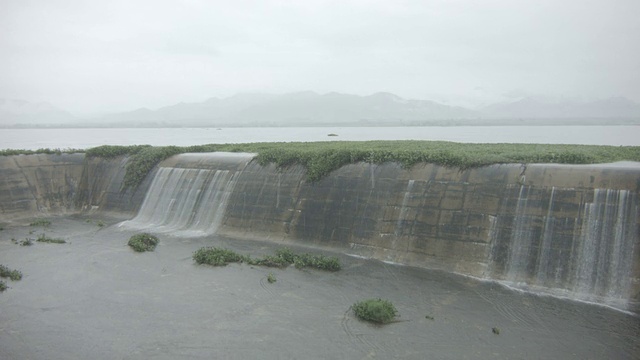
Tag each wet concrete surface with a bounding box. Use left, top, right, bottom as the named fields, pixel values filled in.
left=1, top=218, right=639, bottom=359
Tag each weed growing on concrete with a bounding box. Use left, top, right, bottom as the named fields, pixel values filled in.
left=85, top=145, right=151, bottom=158
left=352, top=298, right=398, bottom=324
left=36, top=234, right=66, bottom=244
left=81, top=141, right=640, bottom=188
left=0, top=265, right=22, bottom=281
left=128, top=233, right=159, bottom=252
left=0, top=148, right=82, bottom=156
left=30, top=219, right=51, bottom=227
left=267, top=273, right=276, bottom=283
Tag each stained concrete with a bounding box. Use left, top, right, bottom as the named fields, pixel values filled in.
left=1, top=153, right=639, bottom=310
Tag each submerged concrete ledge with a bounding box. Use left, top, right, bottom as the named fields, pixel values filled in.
left=1, top=152, right=639, bottom=311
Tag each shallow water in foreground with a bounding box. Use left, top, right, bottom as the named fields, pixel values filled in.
left=1, top=218, right=639, bottom=359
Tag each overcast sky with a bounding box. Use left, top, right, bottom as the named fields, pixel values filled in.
left=2, top=0, right=639, bottom=115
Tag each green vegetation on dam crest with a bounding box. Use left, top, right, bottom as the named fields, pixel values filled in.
left=4, top=141, right=640, bottom=188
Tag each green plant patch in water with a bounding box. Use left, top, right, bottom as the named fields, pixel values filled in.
left=267, top=272, right=276, bottom=283
left=128, top=233, right=159, bottom=252
left=30, top=219, right=51, bottom=227
left=36, top=234, right=66, bottom=244
left=0, top=265, right=23, bottom=281
left=193, top=247, right=245, bottom=266
left=353, top=298, right=399, bottom=324
left=193, top=246, right=341, bottom=271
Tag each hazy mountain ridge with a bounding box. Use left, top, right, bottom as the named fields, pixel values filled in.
left=0, top=98, right=76, bottom=126
left=2, top=93, right=640, bottom=127
left=481, top=96, right=640, bottom=119
left=84, top=91, right=479, bottom=127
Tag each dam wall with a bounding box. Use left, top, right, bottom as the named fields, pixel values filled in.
left=0, top=154, right=85, bottom=218
left=155, top=154, right=640, bottom=311
left=0, top=154, right=148, bottom=220
left=0, top=152, right=638, bottom=311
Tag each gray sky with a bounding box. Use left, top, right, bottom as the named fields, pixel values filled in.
left=2, top=0, right=639, bottom=115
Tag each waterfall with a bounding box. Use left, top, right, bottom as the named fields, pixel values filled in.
left=573, top=189, right=636, bottom=304
left=489, top=186, right=638, bottom=309
left=119, top=167, right=238, bottom=237
left=535, top=187, right=556, bottom=286
left=505, top=185, right=534, bottom=282
left=395, top=180, right=415, bottom=237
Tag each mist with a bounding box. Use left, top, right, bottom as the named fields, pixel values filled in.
left=2, top=0, right=639, bottom=116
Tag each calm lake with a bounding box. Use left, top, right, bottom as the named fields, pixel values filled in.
left=1, top=125, right=639, bottom=150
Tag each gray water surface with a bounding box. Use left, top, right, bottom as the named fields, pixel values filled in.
left=1, top=125, right=639, bottom=150
left=1, top=218, right=638, bottom=359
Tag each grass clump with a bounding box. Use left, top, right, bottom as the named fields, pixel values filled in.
left=267, top=273, right=277, bottom=283
left=247, top=248, right=297, bottom=268
left=292, top=253, right=341, bottom=271
left=193, top=247, right=245, bottom=266
left=127, top=233, right=159, bottom=252
left=193, top=246, right=341, bottom=271
left=352, top=298, right=399, bottom=324
left=0, top=148, right=82, bottom=157
left=36, top=234, right=66, bottom=244
left=30, top=219, right=51, bottom=227
left=0, top=280, right=6, bottom=292
left=0, top=265, right=23, bottom=281
left=19, top=238, right=33, bottom=246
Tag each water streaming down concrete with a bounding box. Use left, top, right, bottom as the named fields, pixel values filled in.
left=1, top=152, right=639, bottom=312
left=118, top=167, right=239, bottom=237
left=488, top=185, right=638, bottom=310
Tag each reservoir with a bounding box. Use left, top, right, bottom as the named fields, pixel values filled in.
left=1, top=125, right=639, bottom=150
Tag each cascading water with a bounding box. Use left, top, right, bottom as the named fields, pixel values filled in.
left=505, top=185, right=534, bottom=282
left=395, top=179, right=415, bottom=237
left=488, top=186, right=638, bottom=310
left=535, top=187, right=556, bottom=286
left=119, top=167, right=238, bottom=237
left=573, top=189, right=637, bottom=304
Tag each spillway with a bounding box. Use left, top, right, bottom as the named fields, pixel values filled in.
left=487, top=185, right=637, bottom=309
left=1, top=152, right=638, bottom=312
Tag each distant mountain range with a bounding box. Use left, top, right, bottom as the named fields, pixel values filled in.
left=481, top=96, right=640, bottom=119
left=0, top=98, right=76, bottom=126
left=2, top=92, right=640, bottom=127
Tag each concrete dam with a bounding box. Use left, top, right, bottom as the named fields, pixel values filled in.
left=1, top=152, right=639, bottom=312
